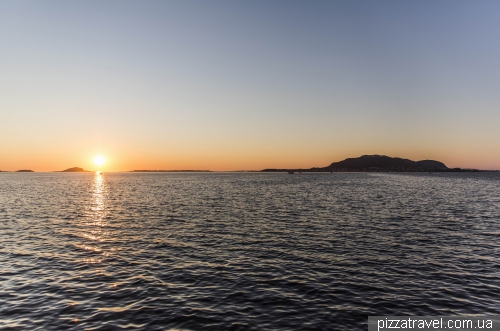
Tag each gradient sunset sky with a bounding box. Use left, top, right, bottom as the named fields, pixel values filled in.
left=1, top=1, right=499, bottom=171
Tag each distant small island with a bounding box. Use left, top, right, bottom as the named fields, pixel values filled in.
left=58, top=167, right=91, bottom=172
left=262, top=155, right=481, bottom=173
left=132, top=170, right=211, bottom=172
left=16, top=169, right=34, bottom=172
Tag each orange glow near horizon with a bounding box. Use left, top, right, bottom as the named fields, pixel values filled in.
left=1, top=144, right=500, bottom=172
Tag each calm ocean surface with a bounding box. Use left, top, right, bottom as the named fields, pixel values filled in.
left=1, top=172, right=499, bottom=330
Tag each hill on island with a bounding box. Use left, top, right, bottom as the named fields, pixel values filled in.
left=315, top=155, right=448, bottom=171
left=263, top=155, right=451, bottom=172
left=59, top=167, right=90, bottom=172
left=16, top=169, right=34, bottom=172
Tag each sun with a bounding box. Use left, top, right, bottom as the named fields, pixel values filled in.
left=93, top=156, right=106, bottom=167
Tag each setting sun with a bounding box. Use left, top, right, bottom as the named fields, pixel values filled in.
left=93, top=156, right=106, bottom=167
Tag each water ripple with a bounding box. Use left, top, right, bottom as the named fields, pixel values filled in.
left=1, top=172, right=499, bottom=330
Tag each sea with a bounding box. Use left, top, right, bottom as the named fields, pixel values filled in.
left=1, top=172, right=499, bottom=330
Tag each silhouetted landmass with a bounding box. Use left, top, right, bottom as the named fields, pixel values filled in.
left=231, top=170, right=260, bottom=172
left=415, top=160, right=447, bottom=169
left=16, top=169, right=34, bottom=172
left=132, top=170, right=211, bottom=172
left=262, top=155, right=480, bottom=172
left=319, top=155, right=449, bottom=171
left=59, top=167, right=90, bottom=172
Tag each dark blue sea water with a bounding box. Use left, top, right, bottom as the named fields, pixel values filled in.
left=1, top=172, right=499, bottom=330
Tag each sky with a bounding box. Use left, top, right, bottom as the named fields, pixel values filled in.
left=1, top=0, right=499, bottom=171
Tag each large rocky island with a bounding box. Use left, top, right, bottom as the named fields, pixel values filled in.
left=262, top=155, right=477, bottom=172
left=59, top=167, right=91, bottom=172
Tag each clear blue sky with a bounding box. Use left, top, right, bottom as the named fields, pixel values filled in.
left=1, top=1, right=499, bottom=170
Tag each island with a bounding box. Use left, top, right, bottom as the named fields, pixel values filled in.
left=58, top=167, right=91, bottom=172
left=262, top=155, right=479, bottom=172
left=131, top=170, right=211, bottom=172
left=16, top=169, right=34, bottom=172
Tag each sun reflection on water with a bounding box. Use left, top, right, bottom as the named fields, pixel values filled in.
left=91, top=172, right=106, bottom=227
left=80, top=172, right=109, bottom=264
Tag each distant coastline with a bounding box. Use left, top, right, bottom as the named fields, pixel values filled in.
left=262, top=155, right=485, bottom=173
left=2, top=155, right=499, bottom=173
left=131, top=170, right=211, bottom=172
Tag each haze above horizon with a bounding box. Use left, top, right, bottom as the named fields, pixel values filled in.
left=2, top=1, right=499, bottom=171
